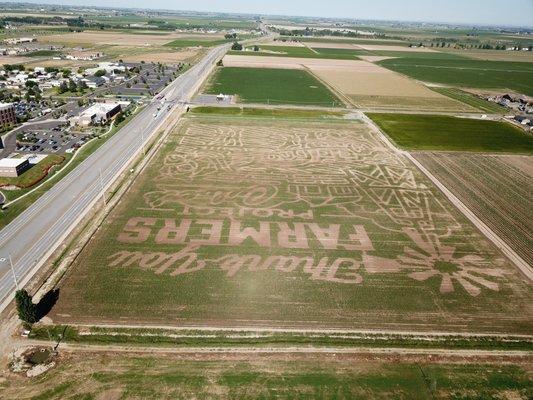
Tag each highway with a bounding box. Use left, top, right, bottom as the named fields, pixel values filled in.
left=0, top=43, right=231, bottom=312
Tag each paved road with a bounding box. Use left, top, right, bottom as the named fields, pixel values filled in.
left=0, top=44, right=231, bottom=312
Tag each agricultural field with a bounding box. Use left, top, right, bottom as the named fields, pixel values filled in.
left=229, top=45, right=361, bottom=60
left=204, top=67, right=343, bottom=106
left=39, top=30, right=187, bottom=47
left=1, top=352, right=531, bottom=399
left=191, top=106, right=346, bottom=119
left=378, top=57, right=533, bottom=96
left=368, top=113, right=533, bottom=153
left=50, top=116, right=532, bottom=334
left=221, top=55, right=473, bottom=111
left=307, top=62, right=474, bottom=111
left=430, top=87, right=508, bottom=113
left=413, top=153, right=533, bottom=267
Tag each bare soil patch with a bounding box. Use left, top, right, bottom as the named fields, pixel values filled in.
left=120, top=50, right=198, bottom=63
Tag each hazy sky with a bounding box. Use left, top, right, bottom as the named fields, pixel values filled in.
left=4, top=0, right=533, bottom=27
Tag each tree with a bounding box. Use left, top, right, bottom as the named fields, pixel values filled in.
left=253, top=45, right=260, bottom=51
left=68, top=79, right=77, bottom=92
left=15, top=289, right=37, bottom=324
left=115, top=112, right=125, bottom=124
left=231, top=42, right=243, bottom=51
left=58, top=81, right=68, bottom=94
left=94, top=69, right=106, bottom=77
left=77, top=80, right=88, bottom=91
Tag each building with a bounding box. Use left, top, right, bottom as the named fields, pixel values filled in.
left=4, top=37, right=37, bottom=45
left=71, top=102, right=122, bottom=126
left=0, top=157, right=30, bottom=177
left=0, top=103, right=16, bottom=128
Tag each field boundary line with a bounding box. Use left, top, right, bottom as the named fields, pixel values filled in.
left=54, top=322, right=533, bottom=339
left=361, top=112, right=533, bottom=282
left=303, top=66, right=353, bottom=108
left=21, top=340, right=533, bottom=358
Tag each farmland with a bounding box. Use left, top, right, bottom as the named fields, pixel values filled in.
left=307, top=63, right=473, bottom=111
left=413, top=153, right=533, bottom=267
left=50, top=116, right=532, bottom=334
left=368, top=113, right=533, bottom=153
left=229, top=45, right=361, bottom=60
left=220, top=56, right=472, bottom=111
left=378, top=58, right=533, bottom=96
left=205, top=67, right=343, bottom=106
left=430, top=87, right=508, bottom=113
left=1, top=351, right=531, bottom=399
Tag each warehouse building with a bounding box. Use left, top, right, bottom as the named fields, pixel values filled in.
left=0, top=157, right=30, bottom=177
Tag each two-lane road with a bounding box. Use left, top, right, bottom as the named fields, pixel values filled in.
left=0, top=44, right=231, bottom=312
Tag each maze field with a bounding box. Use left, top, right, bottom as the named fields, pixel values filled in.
left=414, top=153, right=533, bottom=267
left=51, top=117, right=532, bottom=333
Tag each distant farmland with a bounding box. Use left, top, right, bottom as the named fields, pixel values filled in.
left=368, top=113, right=533, bottom=153
left=378, top=58, right=533, bottom=96
left=205, top=67, right=343, bottom=106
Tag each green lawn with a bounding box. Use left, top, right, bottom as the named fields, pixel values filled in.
left=378, top=58, right=533, bottom=96
left=430, top=87, right=508, bottom=113
left=205, top=67, right=343, bottom=106
left=368, top=113, right=533, bottom=153
left=1, top=354, right=531, bottom=399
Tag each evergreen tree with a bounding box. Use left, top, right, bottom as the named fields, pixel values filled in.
left=15, top=289, right=37, bottom=324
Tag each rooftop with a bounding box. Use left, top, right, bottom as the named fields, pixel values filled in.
left=0, top=157, right=26, bottom=168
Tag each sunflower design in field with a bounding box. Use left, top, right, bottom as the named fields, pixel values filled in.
left=397, top=228, right=506, bottom=296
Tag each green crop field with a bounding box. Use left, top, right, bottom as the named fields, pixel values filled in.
left=205, top=67, right=343, bottom=106
left=229, top=45, right=361, bottom=60
left=50, top=116, right=531, bottom=334
left=378, top=58, right=533, bottom=96
left=191, top=106, right=346, bottom=119
left=1, top=353, right=531, bottom=399
left=368, top=113, right=533, bottom=153
left=431, top=87, right=508, bottom=113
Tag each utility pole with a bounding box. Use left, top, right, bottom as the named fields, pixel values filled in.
left=99, top=168, right=107, bottom=209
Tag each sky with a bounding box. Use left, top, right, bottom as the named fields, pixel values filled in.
left=4, top=0, right=533, bottom=28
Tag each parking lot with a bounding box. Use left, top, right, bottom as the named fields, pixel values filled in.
left=16, top=126, right=90, bottom=154
left=106, top=62, right=184, bottom=98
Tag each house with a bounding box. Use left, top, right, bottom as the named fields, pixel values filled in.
left=82, top=77, right=105, bottom=88
left=0, top=157, right=30, bottom=177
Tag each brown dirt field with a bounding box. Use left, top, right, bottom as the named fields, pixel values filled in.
left=40, top=31, right=223, bottom=47
left=263, top=40, right=306, bottom=47
left=119, top=50, right=199, bottom=63
left=222, top=54, right=371, bottom=69
left=448, top=50, right=533, bottom=62
left=358, top=55, right=396, bottom=62
left=308, top=63, right=472, bottom=111
left=413, top=152, right=533, bottom=268
left=498, top=155, right=533, bottom=178
left=355, top=44, right=437, bottom=52
left=0, top=55, right=38, bottom=64
left=305, top=42, right=359, bottom=49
